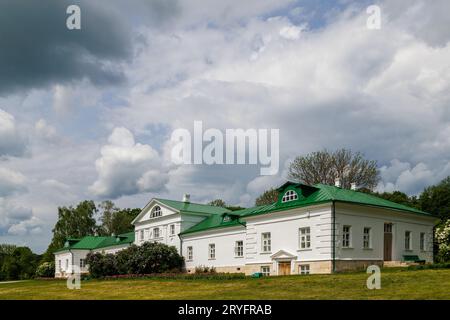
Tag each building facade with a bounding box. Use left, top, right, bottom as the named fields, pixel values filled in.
left=55, top=182, right=437, bottom=277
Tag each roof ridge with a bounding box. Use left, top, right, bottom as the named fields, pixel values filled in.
left=155, top=197, right=232, bottom=209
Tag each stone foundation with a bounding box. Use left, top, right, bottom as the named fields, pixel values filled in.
left=334, top=260, right=383, bottom=272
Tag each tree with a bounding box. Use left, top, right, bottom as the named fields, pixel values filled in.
left=97, top=201, right=140, bottom=236
left=435, top=219, right=450, bottom=262
left=255, top=188, right=279, bottom=206
left=208, top=199, right=226, bottom=207
left=288, top=149, right=379, bottom=190
left=42, top=200, right=98, bottom=262
left=419, top=176, right=450, bottom=221
left=0, top=247, right=39, bottom=280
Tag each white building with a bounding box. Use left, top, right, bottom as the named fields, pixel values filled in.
left=55, top=181, right=437, bottom=277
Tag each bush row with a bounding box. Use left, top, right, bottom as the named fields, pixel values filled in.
left=86, top=242, right=184, bottom=278
left=407, top=262, right=450, bottom=270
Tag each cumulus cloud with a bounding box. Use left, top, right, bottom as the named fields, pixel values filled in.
left=0, top=167, right=27, bottom=197
left=89, top=127, right=169, bottom=199
left=0, top=199, right=41, bottom=235
left=0, top=109, right=27, bottom=157
left=377, top=159, right=450, bottom=194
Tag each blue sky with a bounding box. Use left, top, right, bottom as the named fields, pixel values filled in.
left=1, top=0, right=450, bottom=253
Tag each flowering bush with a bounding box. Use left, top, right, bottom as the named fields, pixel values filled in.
left=436, top=219, right=450, bottom=262
left=35, top=261, right=55, bottom=278
left=86, top=242, right=183, bottom=278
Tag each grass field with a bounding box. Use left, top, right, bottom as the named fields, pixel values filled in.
left=0, top=268, right=449, bottom=300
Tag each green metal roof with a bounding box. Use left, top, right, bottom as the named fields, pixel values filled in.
left=181, top=182, right=434, bottom=235
left=54, top=232, right=135, bottom=253
left=181, top=212, right=245, bottom=235
left=155, top=198, right=231, bottom=215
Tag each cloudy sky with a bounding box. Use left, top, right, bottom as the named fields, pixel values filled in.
left=1, top=0, right=449, bottom=253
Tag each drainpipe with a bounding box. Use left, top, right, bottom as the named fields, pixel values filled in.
left=332, top=201, right=336, bottom=273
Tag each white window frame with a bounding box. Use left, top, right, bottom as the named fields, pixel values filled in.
left=405, top=231, right=412, bottom=250
left=420, top=232, right=426, bottom=251
left=153, top=227, right=160, bottom=239
left=58, top=260, right=61, bottom=271
left=170, top=224, right=175, bottom=236
left=299, top=227, right=311, bottom=249
left=79, top=259, right=86, bottom=268
left=65, top=259, right=69, bottom=270
left=208, top=243, right=216, bottom=260
left=187, top=246, right=193, bottom=261
left=282, top=190, right=298, bottom=203
left=261, top=232, right=271, bottom=253
left=363, top=227, right=371, bottom=249
left=261, top=266, right=270, bottom=276
left=235, top=241, right=244, bottom=257
left=139, top=229, right=144, bottom=241
left=299, top=264, right=310, bottom=275
left=342, top=225, right=351, bottom=248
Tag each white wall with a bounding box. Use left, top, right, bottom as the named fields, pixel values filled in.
left=54, top=249, right=90, bottom=276
left=243, top=204, right=333, bottom=264
left=182, top=226, right=246, bottom=270
left=335, top=203, right=436, bottom=262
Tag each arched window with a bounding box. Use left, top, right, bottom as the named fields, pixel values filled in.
left=150, top=205, right=162, bottom=218
left=282, top=190, right=298, bottom=203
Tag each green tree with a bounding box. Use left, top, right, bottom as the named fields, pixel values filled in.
left=41, top=200, right=98, bottom=262
left=99, top=200, right=117, bottom=235
left=1, top=247, right=39, bottom=280
left=109, top=208, right=140, bottom=235
left=288, top=149, right=380, bottom=190
left=255, top=188, right=279, bottom=206
left=419, top=176, right=450, bottom=220
left=208, top=199, right=226, bottom=207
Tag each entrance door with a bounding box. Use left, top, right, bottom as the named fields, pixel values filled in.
left=384, top=223, right=392, bottom=261
left=278, top=262, right=291, bottom=276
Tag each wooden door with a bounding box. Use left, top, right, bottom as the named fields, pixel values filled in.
left=384, top=223, right=392, bottom=261
left=278, top=262, right=291, bottom=275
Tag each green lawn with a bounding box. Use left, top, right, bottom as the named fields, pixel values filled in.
left=0, top=268, right=449, bottom=300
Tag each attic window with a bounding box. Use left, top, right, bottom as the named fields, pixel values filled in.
left=150, top=206, right=162, bottom=218
left=282, top=190, right=298, bottom=203
left=223, top=216, right=231, bottom=222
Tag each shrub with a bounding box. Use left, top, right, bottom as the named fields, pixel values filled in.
left=35, top=261, right=55, bottom=278
left=86, top=242, right=184, bottom=278
left=86, top=252, right=118, bottom=278
left=194, top=265, right=217, bottom=274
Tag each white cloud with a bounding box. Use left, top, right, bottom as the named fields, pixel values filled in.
left=89, top=127, right=169, bottom=198
left=0, top=167, right=27, bottom=197
left=0, top=198, right=41, bottom=235
left=0, top=108, right=27, bottom=157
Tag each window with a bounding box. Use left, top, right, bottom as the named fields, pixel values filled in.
left=153, top=227, right=160, bottom=238
left=79, top=259, right=86, bottom=268
left=187, top=246, right=193, bottom=261
left=208, top=244, right=215, bottom=259
left=363, top=227, right=371, bottom=249
left=261, top=266, right=270, bottom=276
left=144, top=228, right=150, bottom=240
left=384, top=223, right=392, bottom=233
left=235, top=241, right=244, bottom=257
left=170, top=224, right=175, bottom=236
left=58, top=260, right=61, bottom=271
left=342, top=225, right=351, bottom=248
left=139, top=230, right=144, bottom=241
left=299, top=227, right=311, bottom=249
left=261, top=232, right=271, bottom=253
left=405, top=231, right=412, bottom=250
left=420, top=232, right=426, bottom=251
left=299, top=265, right=310, bottom=275
left=282, top=190, right=298, bottom=203
left=150, top=205, right=162, bottom=218
left=65, top=259, right=69, bottom=270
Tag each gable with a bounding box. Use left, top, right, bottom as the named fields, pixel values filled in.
left=132, top=199, right=178, bottom=225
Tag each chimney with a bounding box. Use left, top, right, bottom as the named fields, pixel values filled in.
left=350, top=182, right=357, bottom=191
left=334, top=178, right=341, bottom=188
left=182, top=193, right=190, bottom=203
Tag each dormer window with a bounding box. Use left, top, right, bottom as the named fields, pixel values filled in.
left=282, top=190, right=298, bottom=203
left=223, top=215, right=231, bottom=222
left=150, top=205, right=162, bottom=218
